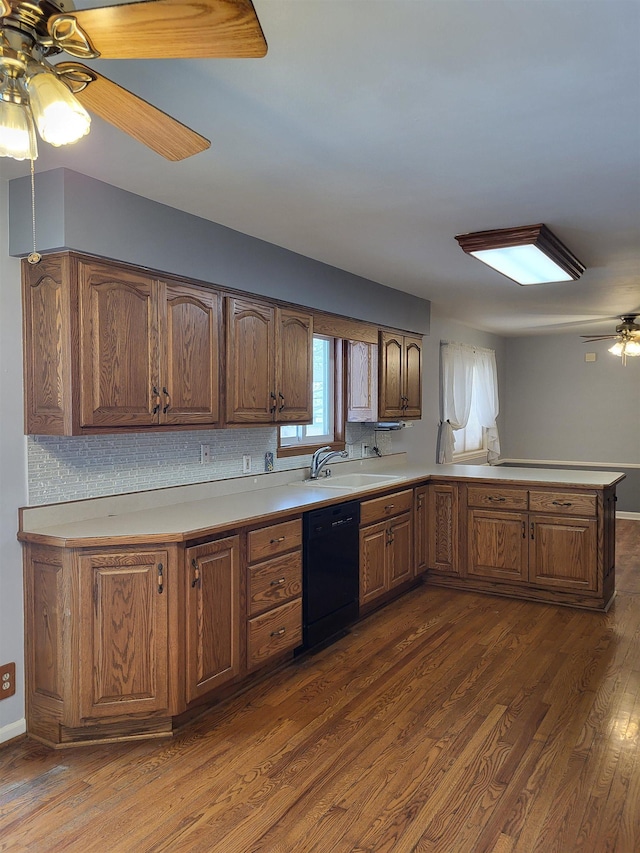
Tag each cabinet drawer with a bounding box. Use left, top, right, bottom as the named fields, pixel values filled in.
left=529, top=491, right=597, bottom=516
left=467, top=486, right=528, bottom=511
left=248, top=551, right=302, bottom=616
left=247, top=518, right=302, bottom=563
left=360, top=489, right=414, bottom=526
left=247, top=598, right=302, bottom=670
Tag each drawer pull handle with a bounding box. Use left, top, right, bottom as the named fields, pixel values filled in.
left=488, top=496, right=506, bottom=502
left=552, top=500, right=573, bottom=507
left=270, top=536, right=286, bottom=544
left=270, top=577, right=286, bottom=586
left=384, top=504, right=395, bottom=510
left=270, top=627, right=286, bottom=637
left=157, top=563, right=164, bottom=595
left=191, top=558, right=201, bottom=588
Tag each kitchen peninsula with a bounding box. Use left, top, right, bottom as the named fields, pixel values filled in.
left=19, top=455, right=624, bottom=747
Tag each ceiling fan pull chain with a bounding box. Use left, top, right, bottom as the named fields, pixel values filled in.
left=27, top=159, right=41, bottom=266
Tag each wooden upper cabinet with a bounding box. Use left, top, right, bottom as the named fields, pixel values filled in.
left=275, top=308, right=313, bottom=423
left=347, top=340, right=378, bottom=422
left=161, top=282, right=220, bottom=425
left=226, top=296, right=276, bottom=423
left=79, top=260, right=158, bottom=428
left=22, top=253, right=73, bottom=435
left=379, top=331, right=422, bottom=420
left=226, top=296, right=313, bottom=425
left=22, top=252, right=221, bottom=434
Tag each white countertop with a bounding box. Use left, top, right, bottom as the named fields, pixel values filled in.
left=19, top=455, right=625, bottom=546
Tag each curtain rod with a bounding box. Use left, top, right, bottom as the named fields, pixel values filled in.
left=440, top=340, right=495, bottom=355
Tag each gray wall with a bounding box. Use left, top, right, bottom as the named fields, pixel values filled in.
left=502, top=334, right=640, bottom=512
left=0, top=178, right=27, bottom=742
left=9, top=169, right=430, bottom=334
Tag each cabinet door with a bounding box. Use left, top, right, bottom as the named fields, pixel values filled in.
left=79, top=260, right=159, bottom=427
left=529, top=516, right=598, bottom=591
left=388, top=511, right=414, bottom=589
left=275, top=308, right=313, bottom=423
left=378, top=331, right=405, bottom=419
left=360, top=521, right=388, bottom=606
left=185, top=536, right=240, bottom=704
left=414, top=486, right=428, bottom=575
left=226, top=296, right=275, bottom=423
left=79, top=550, right=168, bottom=719
left=467, top=510, right=528, bottom=583
left=428, top=483, right=460, bottom=575
left=347, top=340, right=378, bottom=422
left=23, top=254, right=73, bottom=435
left=402, top=335, right=422, bottom=418
left=161, top=282, right=220, bottom=425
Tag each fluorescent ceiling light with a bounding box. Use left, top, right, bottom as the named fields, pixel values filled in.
left=455, top=223, right=585, bottom=286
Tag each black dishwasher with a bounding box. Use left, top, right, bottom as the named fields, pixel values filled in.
left=302, top=500, right=360, bottom=651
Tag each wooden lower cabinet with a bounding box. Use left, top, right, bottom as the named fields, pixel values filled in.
left=427, top=482, right=460, bottom=576
left=426, top=482, right=611, bottom=610
left=529, top=515, right=597, bottom=591
left=360, top=488, right=414, bottom=610
left=185, top=536, right=241, bottom=704
left=245, top=517, right=303, bottom=671
left=23, top=543, right=174, bottom=746
left=467, top=510, right=529, bottom=583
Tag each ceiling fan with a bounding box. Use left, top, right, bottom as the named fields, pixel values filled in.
left=581, top=315, right=640, bottom=364
left=0, top=0, right=267, bottom=161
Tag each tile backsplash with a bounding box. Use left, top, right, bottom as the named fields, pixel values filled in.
left=27, top=423, right=392, bottom=505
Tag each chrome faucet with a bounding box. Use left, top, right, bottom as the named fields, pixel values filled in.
left=309, top=446, right=348, bottom=479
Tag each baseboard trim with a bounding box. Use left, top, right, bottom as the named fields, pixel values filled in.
left=0, top=718, right=26, bottom=746
left=617, top=512, right=640, bottom=521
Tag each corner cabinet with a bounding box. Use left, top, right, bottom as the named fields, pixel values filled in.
left=378, top=331, right=422, bottom=419
left=22, top=252, right=221, bottom=434
left=225, top=296, right=313, bottom=425
left=23, top=542, right=174, bottom=746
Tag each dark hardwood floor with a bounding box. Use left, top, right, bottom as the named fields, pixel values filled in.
left=1, top=520, right=639, bottom=853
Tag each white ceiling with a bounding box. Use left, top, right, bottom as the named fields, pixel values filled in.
left=4, top=0, right=640, bottom=336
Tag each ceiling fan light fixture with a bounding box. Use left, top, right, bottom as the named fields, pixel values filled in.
left=0, top=78, right=38, bottom=160
left=26, top=69, right=91, bottom=147
left=455, top=223, right=585, bottom=285
left=609, top=339, right=640, bottom=358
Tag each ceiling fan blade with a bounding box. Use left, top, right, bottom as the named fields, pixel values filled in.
left=56, top=63, right=210, bottom=160
left=581, top=336, right=616, bottom=342
left=51, top=0, right=267, bottom=59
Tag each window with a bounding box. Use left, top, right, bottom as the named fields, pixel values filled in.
left=453, top=374, right=488, bottom=459
left=279, top=335, right=344, bottom=454
left=438, top=342, right=500, bottom=464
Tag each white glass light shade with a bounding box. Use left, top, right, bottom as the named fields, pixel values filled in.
left=0, top=98, right=38, bottom=160
left=608, top=339, right=640, bottom=358
left=470, top=245, right=574, bottom=285
left=27, top=71, right=90, bottom=147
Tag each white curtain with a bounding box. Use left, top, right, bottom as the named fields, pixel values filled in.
left=438, top=342, right=501, bottom=464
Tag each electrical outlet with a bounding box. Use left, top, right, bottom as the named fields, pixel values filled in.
left=242, top=454, right=252, bottom=474
left=0, top=662, right=16, bottom=699
left=361, top=443, right=368, bottom=457
left=200, top=444, right=211, bottom=464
